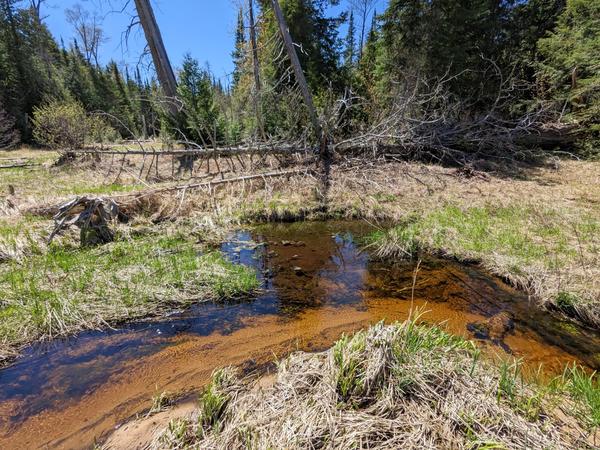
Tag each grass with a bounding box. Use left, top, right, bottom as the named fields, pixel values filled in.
left=155, top=320, right=599, bottom=449
left=368, top=204, right=600, bottom=328
left=198, top=368, right=235, bottom=431
left=158, top=368, right=236, bottom=447
left=333, top=332, right=367, bottom=404
left=147, top=390, right=174, bottom=417
left=0, top=148, right=146, bottom=200
left=565, top=365, right=600, bottom=428
left=0, top=231, right=259, bottom=363
left=0, top=215, right=48, bottom=262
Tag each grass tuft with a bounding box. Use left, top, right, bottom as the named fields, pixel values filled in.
left=198, top=368, right=237, bottom=431
left=155, top=320, right=595, bottom=449
left=564, top=365, right=600, bottom=428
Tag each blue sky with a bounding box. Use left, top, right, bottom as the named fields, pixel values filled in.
left=43, top=0, right=386, bottom=85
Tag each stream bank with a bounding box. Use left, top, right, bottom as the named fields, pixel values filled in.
left=0, top=221, right=599, bottom=449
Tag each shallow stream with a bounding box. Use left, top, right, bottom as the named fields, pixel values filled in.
left=1, top=221, right=599, bottom=449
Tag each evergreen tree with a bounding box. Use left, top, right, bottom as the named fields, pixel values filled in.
left=177, top=54, right=224, bottom=145
left=258, top=0, right=344, bottom=93
left=232, top=7, right=247, bottom=90
left=537, top=0, right=600, bottom=150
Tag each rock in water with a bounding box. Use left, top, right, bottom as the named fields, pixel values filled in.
left=467, top=312, right=515, bottom=353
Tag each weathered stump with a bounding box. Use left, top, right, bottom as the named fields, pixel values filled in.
left=48, top=196, right=119, bottom=246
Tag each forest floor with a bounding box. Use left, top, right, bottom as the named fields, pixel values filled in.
left=0, top=147, right=598, bottom=363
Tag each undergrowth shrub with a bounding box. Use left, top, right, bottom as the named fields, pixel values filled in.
left=32, top=100, right=118, bottom=150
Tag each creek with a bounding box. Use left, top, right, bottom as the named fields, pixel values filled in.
left=1, top=221, right=599, bottom=449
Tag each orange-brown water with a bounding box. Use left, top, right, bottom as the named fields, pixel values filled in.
left=0, top=221, right=599, bottom=449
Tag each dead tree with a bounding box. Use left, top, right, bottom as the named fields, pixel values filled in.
left=248, top=0, right=266, bottom=139
left=248, top=0, right=261, bottom=92
left=66, top=4, right=105, bottom=67
left=349, top=0, right=377, bottom=60
left=133, top=0, right=178, bottom=116
left=28, top=0, right=46, bottom=23
left=270, top=0, right=330, bottom=195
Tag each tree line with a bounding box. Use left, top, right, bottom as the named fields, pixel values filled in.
left=0, top=0, right=598, bottom=155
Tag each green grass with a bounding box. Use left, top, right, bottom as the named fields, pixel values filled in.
left=333, top=317, right=474, bottom=407
left=333, top=331, right=367, bottom=404
left=199, top=369, right=234, bottom=431
left=496, top=360, right=548, bottom=421
left=0, top=233, right=259, bottom=359
left=367, top=204, right=600, bottom=327
left=369, top=205, right=573, bottom=263
left=158, top=369, right=236, bottom=447
left=564, top=365, right=600, bottom=428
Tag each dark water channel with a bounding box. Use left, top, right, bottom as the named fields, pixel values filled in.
left=1, top=221, right=599, bottom=449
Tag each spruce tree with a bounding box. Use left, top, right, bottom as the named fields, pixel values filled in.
left=232, top=7, right=247, bottom=90
left=538, top=0, right=600, bottom=150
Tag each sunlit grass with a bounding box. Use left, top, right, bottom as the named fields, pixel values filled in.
left=367, top=204, right=600, bottom=327
left=0, top=233, right=259, bottom=360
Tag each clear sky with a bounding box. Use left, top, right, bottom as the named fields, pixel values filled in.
left=42, top=0, right=387, bottom=85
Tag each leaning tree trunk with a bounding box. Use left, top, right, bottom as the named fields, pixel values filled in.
left=248, top=0, right=266, bottom=140
left=133, top=0, right=178, bottom=116
left=270, top=0, right=330, bottom=198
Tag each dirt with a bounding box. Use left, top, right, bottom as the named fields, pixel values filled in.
left=103, top=399, right=198, bottom=450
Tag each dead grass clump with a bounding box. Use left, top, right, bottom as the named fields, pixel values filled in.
left=0, top=198, right=18, bottom=217
left=155, top=321, right=595, bottom=449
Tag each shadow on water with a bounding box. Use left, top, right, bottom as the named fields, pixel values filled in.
left=1, top=220, right=600, bottom=447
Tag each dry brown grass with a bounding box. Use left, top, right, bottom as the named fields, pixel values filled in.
left=2, top=147, right=599, bottom=329
left=351, top=159, right=600, bottom=328
left=154, top=320, right=598, bottom=449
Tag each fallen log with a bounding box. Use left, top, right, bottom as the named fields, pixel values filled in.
left=25, top=168, right=316, bottom=218
left=27, top=146, right=317, bottom=158
left=113, top=168, right=316, bottom=198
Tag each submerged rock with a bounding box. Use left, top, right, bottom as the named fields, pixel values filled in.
left=467, top=311, right=515, bottom=352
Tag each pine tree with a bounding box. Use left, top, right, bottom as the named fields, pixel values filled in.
left=258, top=0, right=343, bottom=93
left=537, top=0, right=600, bottom=150
left=177, top=54, right=223, bottom=145
left=232, top=7, right=247, bottom=90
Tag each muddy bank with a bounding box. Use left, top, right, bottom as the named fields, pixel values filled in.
left=0, top=221, right=599, bottom=449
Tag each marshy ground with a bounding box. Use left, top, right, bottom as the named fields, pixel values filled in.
left=0, top=147, right=599, bottom=448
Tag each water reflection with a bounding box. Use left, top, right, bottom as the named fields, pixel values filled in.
left=1, top=221, right=599, bottom=440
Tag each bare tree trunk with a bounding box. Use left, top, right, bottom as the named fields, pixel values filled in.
left=359, top=9, right=366, bottom=59
left=270, top=0, right=330, bottom=198
left=248, top=0, right=261, bottom=92
left=133, top=0, right=178, bottom=116
left=270, top=0, right=322, bottom=143
left=248, top=0, right=266, bottom=140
